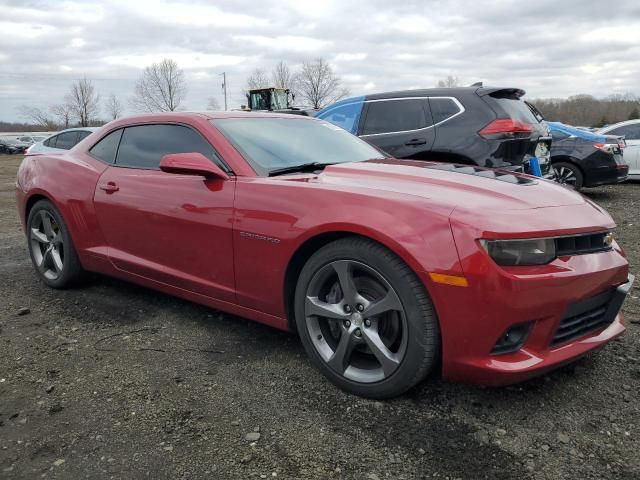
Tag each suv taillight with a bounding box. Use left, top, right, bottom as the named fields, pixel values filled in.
left=479, top=118, right=532, bottom=138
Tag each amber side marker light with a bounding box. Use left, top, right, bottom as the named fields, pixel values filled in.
left=429, top=272, right=469, bottom=287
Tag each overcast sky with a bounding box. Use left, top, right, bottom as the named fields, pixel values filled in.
left=1, top=0, right=639, bottom=122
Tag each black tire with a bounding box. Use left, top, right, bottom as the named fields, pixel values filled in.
left=553, top=161, right=584, bottom=190
left=294, top=237, right=440, bottom=399
left=26, top=199, right=84, bottom=289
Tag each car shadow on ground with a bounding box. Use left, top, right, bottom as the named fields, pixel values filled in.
left=67, top=271, right=601, bottom=404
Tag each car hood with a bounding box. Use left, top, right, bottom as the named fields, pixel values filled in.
left=310, top=159, right=585, bottom=212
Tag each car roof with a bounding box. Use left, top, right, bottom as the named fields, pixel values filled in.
left=55, top=127, right=99, bottom=133
left=104, top=111, right=315, bottom=128
left=365, top=86, right=526, bottom=100
left=317, top=86, right=525, bottom=113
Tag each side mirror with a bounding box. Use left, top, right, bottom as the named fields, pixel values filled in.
left=160, top=152, right=230, bottom=180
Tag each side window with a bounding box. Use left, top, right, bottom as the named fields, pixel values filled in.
left=77, top=130, right=92, bottom=142
left=89, top=129, right=123, bottom=164
left=610, top=124, right=640, bottom=140
left=54, top=132, right=79, bottom=150
left=115, top=124, right=221, bottom=169
left=44, top=135, right=57, bottom=148
left=317, top=102, right=363, bottom=134
left=362, top=99, right=429, bottom=135
left=429, top=98, right=461, bottom=124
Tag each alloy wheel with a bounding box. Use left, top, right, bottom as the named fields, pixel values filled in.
left=304, top=260, right=408, bottom=383
left=30, top=210, right=64, bottom=280
left=554, top=165, right=577, bottom=186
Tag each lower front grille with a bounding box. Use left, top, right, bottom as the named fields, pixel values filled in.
left=551, top=301, right=611, bottom=347
left=551, top=278, right=634, bottom=347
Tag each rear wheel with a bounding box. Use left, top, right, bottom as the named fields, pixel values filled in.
left=27, top=199, right=84, bottom=288
left=553, top=161, right=584, bottom=190
left=294, top=237, right=439, bottom=399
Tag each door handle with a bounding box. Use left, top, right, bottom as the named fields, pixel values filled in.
left=99, top=182, right=119, bottom=193
left=405, top=138, right=427, bottom=146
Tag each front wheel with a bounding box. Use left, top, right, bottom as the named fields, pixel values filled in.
left=553, top=162, right=584, bottom=190
left=294, top=237, right=440, bottom=399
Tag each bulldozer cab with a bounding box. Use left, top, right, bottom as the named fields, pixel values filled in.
left=247, top=88, right=291, bottom=111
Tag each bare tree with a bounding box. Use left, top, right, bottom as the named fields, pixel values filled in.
left=272, top=60, right=298, bottom=95
left=104, top=93, right=123, bottom=120
left=132, top=58, right=186, bottom=112
left=66, top=78, right=100, bottom=127
left=206, top=97, right=221, bottom=110
left=17, top=105, right=57, bottom=129
left=245, top=68, right=270, bottom=91
left=437, top=76, right=460, bottom=88
left=297, top=58, right=349, bottom=109
left=50, top=103, right=73, bottom=129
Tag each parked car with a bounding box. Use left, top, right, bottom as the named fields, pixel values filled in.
left=17, top=135, right=48, bottom=145
left=27, top=127, right=97, bottom=155
left=596, top=119, right=640, bottom=180
left=315, top=86, right=553, bottom=176
left=16, top=112, right=633, bottom=398
left=0, top=137, right=30, bottom=154
left=548, top=122, right=628, bottom=190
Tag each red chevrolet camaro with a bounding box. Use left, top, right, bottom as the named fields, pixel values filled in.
left=16, top=112, right=634, bottom=398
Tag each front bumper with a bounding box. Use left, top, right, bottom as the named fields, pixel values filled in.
left=424, top=223, right=631, bottom=385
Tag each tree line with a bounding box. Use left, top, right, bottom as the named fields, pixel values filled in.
left=14, top=57, right=349, bottom=131
left=530, top=94, right=639, bottom=127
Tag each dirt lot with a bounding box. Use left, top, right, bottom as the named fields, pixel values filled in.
left=0, top=154, right=639, bottom=480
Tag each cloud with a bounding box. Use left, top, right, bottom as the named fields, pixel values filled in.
left=0, top=0, right=639, bottom=121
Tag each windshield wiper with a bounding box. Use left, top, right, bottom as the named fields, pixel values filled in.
left=268, top=162, right=335, bottom=177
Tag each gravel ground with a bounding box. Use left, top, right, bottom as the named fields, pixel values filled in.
left=1, top=154, right=639, bottom=480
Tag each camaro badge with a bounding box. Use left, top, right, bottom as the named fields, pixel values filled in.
left=239, top=231, right=281, bottom=244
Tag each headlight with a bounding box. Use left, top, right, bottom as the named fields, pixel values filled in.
left=480, top=238, right=556, bottom=266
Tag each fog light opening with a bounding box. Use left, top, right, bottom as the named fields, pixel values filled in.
left=491, top=322, right=534, bottom=355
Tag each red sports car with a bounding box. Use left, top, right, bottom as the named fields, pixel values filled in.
left=16, top=112, right=633, bottom=399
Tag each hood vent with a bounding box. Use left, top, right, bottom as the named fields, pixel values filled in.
left=425, top=163, right=537, bottom=185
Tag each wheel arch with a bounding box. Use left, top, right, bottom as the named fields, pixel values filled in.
left=550, top=155, right=584, bottom=172
left=24, top=191, right=59, bottom=231
left=282, top=228, right=430, bottom=334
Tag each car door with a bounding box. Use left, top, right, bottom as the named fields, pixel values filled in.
left=91, top=123, right=236, bottom=302
left=358, top=98, right=435, bottom=158
left=609, top=124, right=640, bottom=174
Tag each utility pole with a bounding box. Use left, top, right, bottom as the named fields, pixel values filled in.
left=220, top=72, right=228, bottom=111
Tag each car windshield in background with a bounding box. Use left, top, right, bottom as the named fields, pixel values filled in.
left=212, top=117, right=385, bottom=176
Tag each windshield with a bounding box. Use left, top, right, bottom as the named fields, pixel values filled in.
left=212, top=117, right=385, bottom=176
left=249, top=92, right=269, bottom=110
left=271, top=90, right=288, bottom=109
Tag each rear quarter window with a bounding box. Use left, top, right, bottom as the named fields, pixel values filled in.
left=89, top=129, right=123, bottom=164
left=53, top=132, right=79, bottom=150
left=429, top=98, right=461, bottom=124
